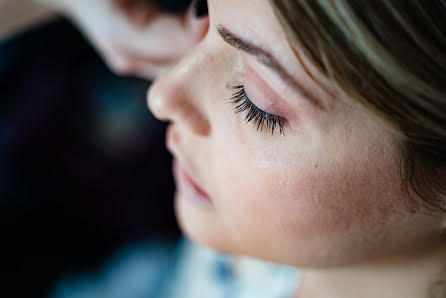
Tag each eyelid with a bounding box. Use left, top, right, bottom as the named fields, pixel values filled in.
left=243, top=58, right=291, bottom=117
left=230, top=85, right=286, bottom=136
left=217, top=25, right=327, bottom=111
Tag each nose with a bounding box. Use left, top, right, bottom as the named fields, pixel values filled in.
left=147, top=16, right=211, bottom=137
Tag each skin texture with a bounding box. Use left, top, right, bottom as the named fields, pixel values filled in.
left=147, top=0, right=446, bottom=297
left=37, top=0, right=207, bottom=79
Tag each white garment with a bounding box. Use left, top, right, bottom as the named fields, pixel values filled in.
left=166, top=239, right=301, bottom=298
left=49, top=238, right=300, bottom=298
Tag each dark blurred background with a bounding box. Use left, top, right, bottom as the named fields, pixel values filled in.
left=0, top=18, right=179, bottom=297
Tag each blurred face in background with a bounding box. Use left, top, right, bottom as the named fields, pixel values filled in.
left=46, top=0, right=208, bottom=79
left=148, top=0, right=445, bottom=267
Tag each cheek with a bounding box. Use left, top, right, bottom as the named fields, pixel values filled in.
left=212, top=132, right=330, bottom=249
left=211, top=127, right=411, bottom=265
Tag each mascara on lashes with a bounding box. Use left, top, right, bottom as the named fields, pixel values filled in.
left=230, top=85, right=285, bottom=136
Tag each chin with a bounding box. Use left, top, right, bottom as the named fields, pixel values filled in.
left=174, top=192, right=238, bottom=254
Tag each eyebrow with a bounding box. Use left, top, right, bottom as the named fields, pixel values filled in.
left=217, top=25, right=326, bottom=110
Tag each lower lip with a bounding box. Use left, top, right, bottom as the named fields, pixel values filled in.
left=172, top=159, right=212, bottom=205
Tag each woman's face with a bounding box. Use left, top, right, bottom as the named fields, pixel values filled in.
left=148, top=0, right=444, bottom=267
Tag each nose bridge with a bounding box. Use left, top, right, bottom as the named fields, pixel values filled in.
left=148, top=41, right=213, bottom=137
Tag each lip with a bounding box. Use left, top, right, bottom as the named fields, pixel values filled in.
left=172, top=158, right=212, bottom=205
left=166, top=126, right=212, bottom=205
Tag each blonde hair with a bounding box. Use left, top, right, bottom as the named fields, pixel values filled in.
left=271, top=0, right=446, bottom=213
left=270, top=1, right=446, bottom=297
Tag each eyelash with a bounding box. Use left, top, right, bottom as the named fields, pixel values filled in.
left=230, top=85, right=285, bottom=136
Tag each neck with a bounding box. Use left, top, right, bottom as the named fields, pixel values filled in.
left=297, top=242, right=446, bottom=298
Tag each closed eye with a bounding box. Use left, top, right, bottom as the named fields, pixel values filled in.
left=231, top=85, right=285, bottom=136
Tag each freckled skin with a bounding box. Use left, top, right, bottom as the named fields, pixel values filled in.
left=148, top=0, right=445, bottom=271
